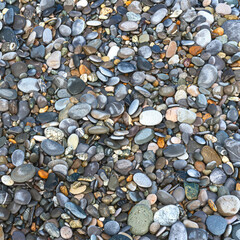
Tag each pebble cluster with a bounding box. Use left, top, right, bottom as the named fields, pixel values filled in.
left=0, top=0, right=240, bottom=239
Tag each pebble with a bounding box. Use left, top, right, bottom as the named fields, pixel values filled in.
left=206, top=215, right=227, bottom=236
left=41, top=139, right=65, bottom=156
left=133, top=173, right=152, bottom=188
left=11, top=164, right=35, bottom=183
left=154, top=205, right=180, bottom=226
left=169, top=221, right=187, bottom=240
left=139, top=110, right=163, bottom=126
left=216, top=195, right=240, bottom=216
left=128, top=204, right=153, bottom=235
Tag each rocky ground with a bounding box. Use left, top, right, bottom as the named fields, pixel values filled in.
left=0, top=0, right=240, bottom=239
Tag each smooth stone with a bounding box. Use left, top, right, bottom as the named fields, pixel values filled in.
left=31, top=45, right=45, bottom=59
left=11, top=149, right=24, bottom=166
left=114, top=159, right=133, bottom=175
left=14, top=189, right=31, bottom=205
left=46, top=51, right=61, bottom=69
left=187, top=228, right=208, bottom=240
left=163, top=144, right=186, bottom=157
left=169, top=221, right=187, bottom=240
left=11, top=164, right=35, bottom=183
left=206, top=39, right=222, bottom=55
left=11, top=62, right=28, bottom=78
left=222, top=20, right=240, bottom=42
left=104, top=221, right=120, bottom=236
left=0, top=89, right=17, bottom=100
left=41, top=139, right=64, bottom=156
left=88, top=126, right=109, bottom=134
left=134, top=128, right=155, bottom=145
left=68, top=103, right=91, bottom=120
left=72, top=19, right=85, bottom=36
left=128, top=99, right=139, bottom=115
left=0, top=207, right=10, bottom=220
left=157, top=190, right=177, bottom=205
left=0, top=99, right=8, bottom=111
left=133, top=173, right=152, bottom=188
left=65, top=202, right=86, bottom=219
left=67, top=77, right=85, bottom=95
left=201, top=145, right=222, bottom=166
left=119, top=21, right=138, bottom=31
left=18, top=78, right=40, bottom=93
left=139, top=110, right=163, bottom=126
left=224, top=138, right=240, bottom=162
left=60, top=226, right=73, bottom=239
left=151, top=8, right=168, bottom=25
left=43, top=28, right=52, bottom=44
left=55, top=98, right=70, bottom=111
left=137, top=56, right=152, bottom=71
left=128, top=204, right=153, bottom=235
left=177, top=108, right=196, bottom=124
left=67, top=134, right=79, bottom=150
left=206, top=215, right=227, bottom=236
left=44, top=223, right=60, bottom=238
left=173, top=187, right=185, bottom=202
left=232, top=224, right=240, bottom=240
left=210, top=168, right=227, bottom=185
left=117, top=62, right=136, bottom=73
left=59, top=25, right=71, bottom=37
left=194, top=29, right=211, bottom=48
left=198, top=64, right=217, bottom=88
left=154, top=205, right=179, bottom=226
left=138, top=46, right=152, bottom=59
left=184, top=182, right=199, bottom=200
left=216, top=195, right=240, bottom=217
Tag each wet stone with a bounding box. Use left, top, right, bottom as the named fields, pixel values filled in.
left=14, top=189, right=31, bottom=205
left=41, top=139, right=64, bottom=156
left=11, top=164, right=35, bottom=183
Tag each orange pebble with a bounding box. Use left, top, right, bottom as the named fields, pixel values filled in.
left=126, top=175, right=133, bottom=182
left=236, top=183, right=240, bottom=191
left=213, top=27, right=224, bottom=36
left=208, top=199, right=217, bottom=212
left=194, top=161, right=205, bottom=172
left=79, top=64, right=91, bottom=75
left=38, top=169, right=49, bottom=179
left=9, top=139, right=17, bottom=144
left=31, top=222, right=36, bottom=232
left=122, top=35, right=130, bottom=41
left=207, top=99, right=217, bottom=105
left=125, top=0, right=132, bottom=6
left=202, top=113, right=212, bottom=122
left=97, top=219, right=103, bottom=228
left=71, top=69, right=80, bottom=76
left=196, top=112, right=202, bottom=118
left=176, top=20, right=181, bottom=25
left=157, top=137, right=165, bottom=148
left=189, top=46, right=203, bottom=56
left=60, top=185, right=68, bottom=196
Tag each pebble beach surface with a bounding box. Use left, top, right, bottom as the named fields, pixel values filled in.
left=0, top=0, right=240, bottom=239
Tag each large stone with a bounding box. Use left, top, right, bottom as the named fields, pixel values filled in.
left=154, top=205, right=179, bottom=226
left=128, top=204, right=153, bottom=235
left=139, top=110, right=163, bottom=126
left=224, top=138, right=240, bottom=162
left=222, top=20, right=240, bottom=42
left=198, top=64, right=218, bottom=88
left=201, top=146, right=222, bottom=166
left=169, top=222, right=187, bottom=240
left=216, top=195, right=240, bottom=217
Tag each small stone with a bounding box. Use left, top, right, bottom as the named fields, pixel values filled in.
left=14, top=189, right=31, bottom=205
left=41, top=139, right=64, bottom=156
left=194, top=29, right=211, bottom=48
left=104, top=221, right=120, bottom=236
left=134, top=128, right=155, bottom=145
left=68, top=103, right=91, bottom=120
left=47, top=51, right=61, bottom=69
left=44, top=223, right=60, bottom=238
left=11, top=149, right=24, bottom=166
left=169, top=221, right=187, bottom=240
left=60, top=226, right=73, bottom=239
left=151, top=8, right=168, bottom=25
left=216, top=3, right=231, bottom=15
left=133, top=173, right=152, bottom=188
left=119, top=21, right=138, bottom=31
left=18, top=78, right=40, bottom=93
